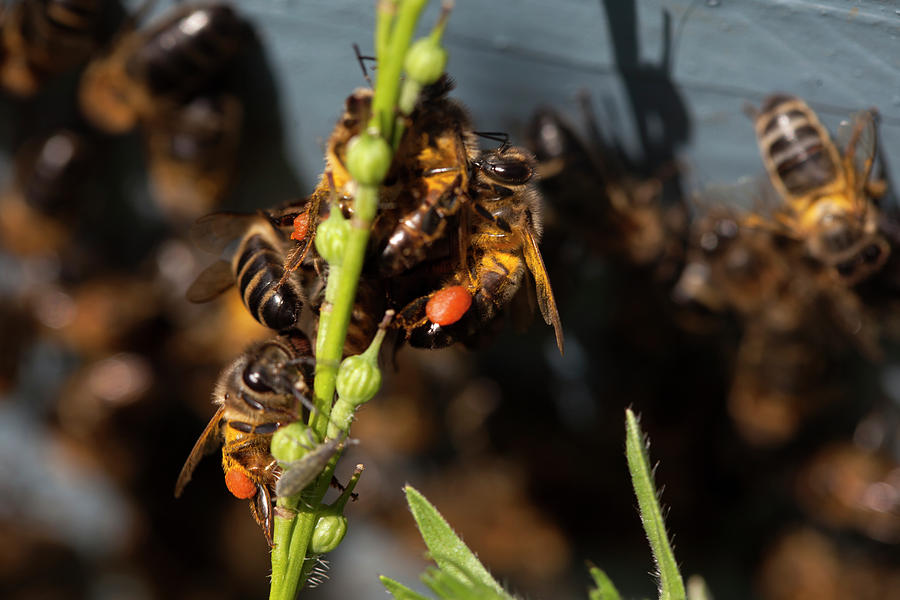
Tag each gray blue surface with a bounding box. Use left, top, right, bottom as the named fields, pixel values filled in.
left=212, top=0, right=900, bottom=201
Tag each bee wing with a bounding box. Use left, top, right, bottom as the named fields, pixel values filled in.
left=190, top=211, right=257, bottom=255
left=522, top=228, right=564, bottom=355
left=174, top=406, right=225, bottom=497
left=837, top=110, right=878, bottom=192
left=700, top=175, right=781, bottom=217
left=186, top=260, right=234, bottom=303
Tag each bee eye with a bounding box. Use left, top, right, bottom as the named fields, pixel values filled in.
left=863, top=244, right=882, bottom=263
left=480, top=154, right=533, bottom=185
left=242, top=364, right=274, bottom=393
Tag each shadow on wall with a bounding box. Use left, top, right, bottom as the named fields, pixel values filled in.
left=600, top=0, right=690, bottom=180
left=225, top=29, right=306, bottom=212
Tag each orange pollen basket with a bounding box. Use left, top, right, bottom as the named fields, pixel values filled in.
left=426, top=286, right=473, bottom=326
left=291, top=213, right=310, bottom=242
left=225, top=469, right=257, bottom=499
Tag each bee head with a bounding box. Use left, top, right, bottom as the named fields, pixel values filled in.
left=473, top=146, right=535, bottom=186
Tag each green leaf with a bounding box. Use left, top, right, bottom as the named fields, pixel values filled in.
left=422, top=566, right=510, bottom=600
left=404, top=486, right=508, bottom=597
left=588, top=565, right=622, bottom=600
left=381, top=575, right=432, bottom=600
left=625, top=409, right=686, bottom=600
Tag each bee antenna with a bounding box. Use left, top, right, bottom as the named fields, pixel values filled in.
left=474, top=131, right=509, bottom=150
left=353, top=43, right=376, bottom=87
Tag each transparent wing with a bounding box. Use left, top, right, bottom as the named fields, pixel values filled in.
left=522, top=229, right=564, bottom=355
left=186, top=260, right=234, bottom=303
left=698, top=174, right=783, bottom=216
left=190, top=211, right=257, bottom=255
left=174, top=406, right=225, bottom=497
left=837, top=109, right=878, bottom=191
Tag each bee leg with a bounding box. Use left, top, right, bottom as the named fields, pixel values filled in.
left=250, top=482, right=274, bottom=547
left=866, top=178, right=887, bottom=200
left=329, top=476, right=359, bottom=501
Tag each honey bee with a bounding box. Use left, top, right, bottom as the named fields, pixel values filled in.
left=143, top=93, right=242, bottom=222
left=79, top=2, right=252, bottom=133
left=674, top=206, right=880, bottom=445
left=0, top=129, right=92, bottom=256
left=175, top=332, right=314, bottom=544
left=396, top=144, right=564, bottom=355
left=796, top=442, right=900, bottom=543
left=376, top=77, right=477, bottom=276
left=0, top=0, right=111, bottom=97
left=187, top=206, right=306, bottom=333
left=525, top=103, right=686, bottom=278
left=750, top=95, right=889, bottom=285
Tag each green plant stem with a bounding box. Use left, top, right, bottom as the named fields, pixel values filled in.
left=375, top=0, right=397, bottom=63
left=370, top=0, right=428, bottom=138
left=269, top=3, right=430, bottom=596
left=625, top=409, right=685, bottom=600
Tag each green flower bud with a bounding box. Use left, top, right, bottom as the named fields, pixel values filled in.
left=270, top=422, right=313, bottom=464
left=404, top=37, right=447, bottom=86
left=334, top=311, right=391, bottom=408
left=310, top=512, right=348, bottom=554
left=345, top=131, right=392, bottom=186
left=315, top=211, right=350, bottom=265
left=336, top=353, right=381, bottom=407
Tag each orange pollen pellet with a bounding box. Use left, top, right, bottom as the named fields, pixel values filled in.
left=291, top=213, right=310, bottom=242
left=426, top=286, right=472, bottom=326
left=225, top=469, right=257, bottom=499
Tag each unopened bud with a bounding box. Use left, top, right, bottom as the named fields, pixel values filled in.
left=345, top=131, right=392, bottom=186
left=270, top=422, right=313, bottom=464
left=315, top=211, right=350, bottom=265
left=310, top=511, right=348, bottom=554
left=404, top=37, right=447, bottom=86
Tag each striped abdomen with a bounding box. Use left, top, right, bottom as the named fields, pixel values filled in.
left=379, top=185, right=462, bottom=276
left=231, top=230, right=303, bottom=331
left=755, top=95, right=840, bottom=199
left=130, top=4, right=251, bottom=100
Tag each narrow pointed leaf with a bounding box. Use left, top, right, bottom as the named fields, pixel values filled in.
left=588, top=566, right=622, bottom=600
left=404, top=486, right=508, bottom=597
left=625, top=409, right=686, bottom=600
left=380, top=575, right=432, bottom=600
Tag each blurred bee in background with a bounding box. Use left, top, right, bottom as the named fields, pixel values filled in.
left=526, top=99, right=687, bottom=282
left=175, top=331, right=315, bottom=545
left=749, top=95, right=889, bottom=285
left=396, top=144, right=564, bottom=355
left=143, top=93, right=242, bottom=222
left=79, top=2, right=252, bottom=133
left=795, top=442, right=900, bottom=543
left=674, top=206, right=880, bottom=445
left=0, top=129, right=92, bottom=256
left=0, top=0, right=116, bottom=97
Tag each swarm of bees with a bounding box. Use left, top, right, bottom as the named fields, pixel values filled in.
left=3, top=1, right=899, bottom=596
left=175, top=72, right=565, bottom=543
left=527, top=91, right=900, bottom=598
left=0, top=0, right=252, bottom=231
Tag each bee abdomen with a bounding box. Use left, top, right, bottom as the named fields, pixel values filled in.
left=134, top=4, right=250, bottom=99
left=234, top=233, right=302, bottom=331
left=757, top=97, right=838, bottom=197
left=380, top=206, right=447, bottom=275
